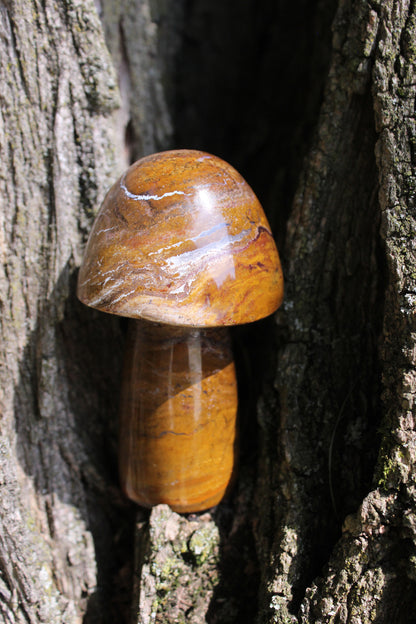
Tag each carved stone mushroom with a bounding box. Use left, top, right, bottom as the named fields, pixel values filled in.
left=77, top=149, right=283, bottom=513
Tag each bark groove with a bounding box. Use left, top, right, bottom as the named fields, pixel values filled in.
left=257, top=1, right=416, bottom=621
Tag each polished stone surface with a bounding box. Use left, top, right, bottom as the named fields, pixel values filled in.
left=78, top=150, right=284, bottom=512
left=119, top=321, right=237, bottom=512
left=77, top=149, right=283, bottom=327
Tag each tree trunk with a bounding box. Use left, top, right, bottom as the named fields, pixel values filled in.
left=1, top=0, right=416, bottom=623
left=0, top=0, right=175, bottom=621
left=258, top=1, right=416, bottom=621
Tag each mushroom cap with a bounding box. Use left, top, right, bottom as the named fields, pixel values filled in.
left=77, top=149, right=283, bottom=327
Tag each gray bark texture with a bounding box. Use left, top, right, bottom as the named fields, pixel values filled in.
left=0, top=1, right=125, bottom=621
left=0, top=0, right=176, bottom=622
left=261, top=1, right=416, bottom=621
left=1, top=0, right=416, bottom=623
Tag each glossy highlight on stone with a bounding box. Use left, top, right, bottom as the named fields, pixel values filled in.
left=77, top=149, right=283, bottom=327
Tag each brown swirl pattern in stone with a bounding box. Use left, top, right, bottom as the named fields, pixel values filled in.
left=119, top=321, right=237, bottom=512
left=77, top=149, right=283, bottom=327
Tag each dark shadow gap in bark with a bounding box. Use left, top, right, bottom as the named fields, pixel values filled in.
left=174, top=0, right=337, bottom=249
left=172, top=0, right=337, bottom=619
left=204, top=318, right=276, bottom=623
left=272, top=86, right=386, bottom=618
left=207, top=500, right=259, bottom=624
left=373, top=572, right=416, bottom=624
left=319, top=88, right=385, bottom=525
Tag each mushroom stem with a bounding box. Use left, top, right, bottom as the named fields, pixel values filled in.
left=118, top=320, right=238, bottom=513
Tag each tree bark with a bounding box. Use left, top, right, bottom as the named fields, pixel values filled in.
left=257, top=0, right=416, bottom=622
left=1, top=0, right=416, bottom=623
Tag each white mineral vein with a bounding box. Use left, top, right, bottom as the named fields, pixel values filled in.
left=120, top=180, right=186, bottom=202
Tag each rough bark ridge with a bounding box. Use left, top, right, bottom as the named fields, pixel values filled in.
left=0, top=1, right=126, bottom=621
left=97, top=0, right=183, bottom=161
left=257, top=0, right=416, bottom=622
